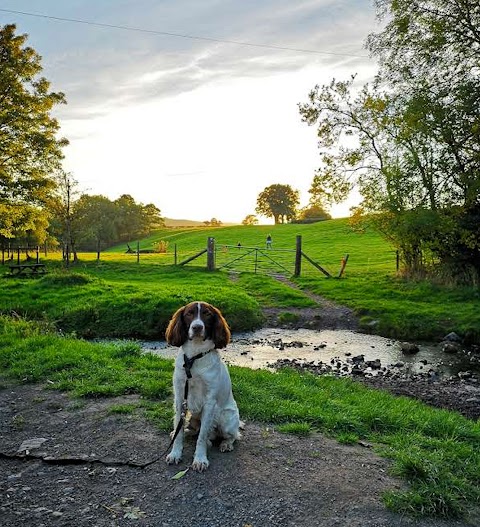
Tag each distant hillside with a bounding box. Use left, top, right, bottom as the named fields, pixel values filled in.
left=164, top=218, right=238, bottom=227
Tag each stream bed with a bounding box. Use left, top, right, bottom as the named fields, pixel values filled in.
left=140, top=328, right=480, bottom=379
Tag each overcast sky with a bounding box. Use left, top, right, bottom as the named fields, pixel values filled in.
left=1, top=1, right=379, bottom=223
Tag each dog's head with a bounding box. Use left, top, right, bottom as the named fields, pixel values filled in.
left=165, top=301, right=231, bottom=349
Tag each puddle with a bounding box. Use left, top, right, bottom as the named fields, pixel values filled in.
left=140, top=328, right=479, bottom=378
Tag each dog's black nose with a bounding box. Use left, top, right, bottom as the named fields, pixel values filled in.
left=191, top=323, right=203, bottom=334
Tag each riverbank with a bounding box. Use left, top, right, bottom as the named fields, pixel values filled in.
left=260, top=296, right=480, bottom=421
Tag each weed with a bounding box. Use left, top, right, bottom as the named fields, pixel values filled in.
left=277, top=422, right=312, bottom=436
left=11, top=414, right=25, bottom=430
left=108, top=404, right=139, bottom=415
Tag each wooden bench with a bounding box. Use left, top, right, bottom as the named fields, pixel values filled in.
left=8, top=263, right=47, bottom=276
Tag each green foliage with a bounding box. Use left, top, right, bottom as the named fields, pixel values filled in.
left=294, top=202, right=331, bottom=224
left=0, top=24, right=67, bottom=241
left=300, top=1, right=480, bottom=284
left=242, top=214, right=258, bottom=225
left=255, top=184, right=300, bottom=224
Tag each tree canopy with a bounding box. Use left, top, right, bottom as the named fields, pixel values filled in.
left=0, top=24, right=67, bottom=241
left=256, top=184, right=300, bottom=224
left=300, top=0, right=480, bottom=283
left=48, top=193, right=165, bottom=252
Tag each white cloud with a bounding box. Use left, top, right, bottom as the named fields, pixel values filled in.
left=1, top=0, right=379, bottom=221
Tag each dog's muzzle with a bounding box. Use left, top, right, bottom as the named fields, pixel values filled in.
left=189, top=322, right=205, bottom=339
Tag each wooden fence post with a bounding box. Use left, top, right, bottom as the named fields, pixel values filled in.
left=174, top=243, right=177, bottom=265
left=136, top=241, right=140, bottom=264
left=207, top=237, right=215, bottom=271
left=337, top=254, right=349, bottom=278
left=294, top=235, right=302, bottom=277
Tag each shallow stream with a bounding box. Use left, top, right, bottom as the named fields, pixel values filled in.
left=140, top=328, right=479, bottom=378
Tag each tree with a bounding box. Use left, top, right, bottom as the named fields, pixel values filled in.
left=299, top=1, right=480, bottom=282
left=0, top=24, right=68, bottom=241
left=48, top=170, right=81, bottom=263
left=142, top=203, right=164, bottom=232
left=73, top=195, right=118, bottom=252
left=114, top=194, right=146, bottom=242
left=203, top=218, right=222, bottom=226
left=295, top=203, right=331, bottom=224
left=256, top=184, right=300, bottom=224
left=367, top=0, right=480, bottom=89
left=242, top=214, right=258, bottom=225
left=367, top=0, right=480, bottom=280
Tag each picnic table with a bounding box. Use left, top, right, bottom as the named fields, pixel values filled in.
left=8, top=263, right=47, bottom=276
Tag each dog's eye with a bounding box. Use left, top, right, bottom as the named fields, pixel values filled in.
left=202, top=309, right=213, bottom=318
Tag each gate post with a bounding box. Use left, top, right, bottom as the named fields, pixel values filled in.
left=207, top=237, right=215, bottom=271
left=294, top=235, right=302, bottom=276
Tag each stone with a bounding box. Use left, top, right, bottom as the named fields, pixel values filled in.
left=442, top=342, right=461, bottom=353
left=399, top=342, right=419, bottom=354
left=443, top=331, right=461, bottom=342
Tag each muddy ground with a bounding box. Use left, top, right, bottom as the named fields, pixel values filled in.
left=1, top=291, right=479, bottom=526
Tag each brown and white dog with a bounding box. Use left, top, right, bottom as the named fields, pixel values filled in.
left=165, top=301, right=241, bottom=472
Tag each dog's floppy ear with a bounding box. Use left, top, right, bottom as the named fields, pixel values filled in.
left=165, top=305, right=188, bottom=347
left=211, top=306, right=231, bottom=349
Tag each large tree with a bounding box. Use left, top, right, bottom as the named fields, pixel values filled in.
left=256, top=184, right=299, bottom=224
left=300, top=1, right=480, bottom=282
left=0, top=24, right=68, bottom=242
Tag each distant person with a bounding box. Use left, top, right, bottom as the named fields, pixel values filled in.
left=266, top=234, right=272, bottom=249
left=237, top=242, right=242, bottom=248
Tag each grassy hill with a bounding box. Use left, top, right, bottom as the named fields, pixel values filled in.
left=100, top=218, right=479, bottom=341
left=2, top=218, right=478, bottom=342
left=163, top=218, right=239, bottom=227
left=106, top=218, right=396, bottom=276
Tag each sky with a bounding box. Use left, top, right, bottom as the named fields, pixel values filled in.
left=0, top=1, right=380, bottom=223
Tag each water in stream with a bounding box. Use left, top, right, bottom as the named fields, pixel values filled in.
left=141, top=328, right=479, bottom=378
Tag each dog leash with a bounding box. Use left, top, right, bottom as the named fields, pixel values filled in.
left=164, top=349, right=212, bottom=456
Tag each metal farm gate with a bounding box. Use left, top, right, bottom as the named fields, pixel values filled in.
left=178, top=236, right=345, bottom=278
left=215, top=244, right=296, bottom=276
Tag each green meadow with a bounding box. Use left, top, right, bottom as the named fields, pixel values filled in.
left=1, top=218, right=480, bottom=519
left=1, top=218, right=478, bottom=341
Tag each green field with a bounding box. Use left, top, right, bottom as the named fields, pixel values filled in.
left=106, top=218, right=396, bottom=276
left=2, top=218, right=478, bottom=342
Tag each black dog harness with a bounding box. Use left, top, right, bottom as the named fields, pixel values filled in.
left=165, top=349, right=212, bottom=455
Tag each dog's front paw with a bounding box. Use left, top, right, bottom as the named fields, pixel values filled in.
left=219, top=439, right=235, bottom=452
left=166, top=451, right=183, bottom=465
left=191, top=455, right=209, bottom=472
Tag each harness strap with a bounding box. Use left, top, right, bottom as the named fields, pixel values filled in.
left=165, top=349, right=212, bottom=455
left=183, top=349, right=211, bottom=378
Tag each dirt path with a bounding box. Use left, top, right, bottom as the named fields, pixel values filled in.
left=262, top=276, right=359, bottom=331
left=0, top=383, right=474, bottom=527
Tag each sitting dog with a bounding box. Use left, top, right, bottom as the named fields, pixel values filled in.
left=165, top=301, right=241, bottom=471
